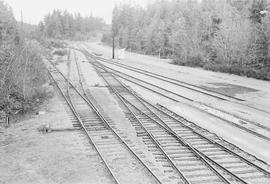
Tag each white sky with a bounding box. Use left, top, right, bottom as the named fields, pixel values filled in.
left=3, top=0, right=152, bottom=24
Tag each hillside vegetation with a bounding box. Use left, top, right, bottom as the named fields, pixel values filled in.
left=0, top=1, right=50, bottom=116
left=0, top=0, right=109, bottom=116
left=103, top=0, right=270, bottom=80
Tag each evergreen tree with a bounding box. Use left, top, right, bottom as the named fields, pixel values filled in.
left=103, top=0, right=270, bottom=80
left=42, top=10, right=106, bottom=39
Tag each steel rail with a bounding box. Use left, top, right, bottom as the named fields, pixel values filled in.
left=81, top=48, right=270, bottom=177
left=94, top=62, right=193, bottom=101
left=80, top=49, right=270, bottom=125
left=93, top=63, right=180, bottom=102
left=46, top=64, right=120, bottom=184
left=85, top=51, right=244, bottom=102
left=153, top=103, right=270, bottom=177
left=110, top=68, right=270, bottom=178
left=51, top=58, right=164, bottom=184
left=93, top=60, right=270, bottom=183
left=92, top=60, right=270, bottom=143
left=74, top=51, right=87, bottom=93
left=117, top=90, right=246, bottom=184
left=91, top=61, right=237, bottom=184
left=126, top=81, right=270, bottom=178
left=98, top=68, right=191, bottom=184
left=94, top=57, right=231, bottom=101
left=104, top=53, right=270, bottom=114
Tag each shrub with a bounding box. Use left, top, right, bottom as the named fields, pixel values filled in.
left=244, top=68, right=257, bottom=78
left=229, top=65, right=242, bottom=75
left=186, top=56, right=204, bottom=67
left=172, top=55, right=204, bottom=67
left=0, top=40, right=52, bottom=115
left=53, top=49, right=68, bottom=56
left=49, top=40, right=66, bottom=48
left=172, top=58, right=186, bottom=66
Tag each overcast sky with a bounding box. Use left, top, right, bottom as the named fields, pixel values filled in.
left=4, top=0, right=151, bottom=25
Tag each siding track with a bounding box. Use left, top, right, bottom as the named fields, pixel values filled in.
left=79, top=48, right=270, bottom=143
left=81, top=52, right=270, bottom=184
left=46, top=58, right=164, bottom=184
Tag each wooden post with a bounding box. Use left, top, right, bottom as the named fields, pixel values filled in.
left=5, top=116, right=9, bottom=127
left=112, top=35, right=115, bottom=59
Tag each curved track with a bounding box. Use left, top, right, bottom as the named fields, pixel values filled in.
left=93, top=56, right=243, bottom=101
left=82, top=50, right=270, bottom=184
left=94, top=56, right=270, bottom=115
left=79, top=49, right=270, bottom=143
left=47, top=57, right=162, bottom=184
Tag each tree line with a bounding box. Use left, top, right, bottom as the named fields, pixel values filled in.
left=39, top=10, right=106, bottom=39
left=103, top=0, right=270, bottom=80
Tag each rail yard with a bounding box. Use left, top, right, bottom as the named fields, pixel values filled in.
left=2, top=0, right=270, bottom=183
left=18, top=44, right=270, bottom=184
left=1, top=41, right=270, bottom=183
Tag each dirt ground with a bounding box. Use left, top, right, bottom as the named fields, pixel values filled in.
left=0, top=91, right=113, bottom=184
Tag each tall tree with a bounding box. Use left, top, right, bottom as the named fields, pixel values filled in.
left=104, top=0, right=270, bottom=80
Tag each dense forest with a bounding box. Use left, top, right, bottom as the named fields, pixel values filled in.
left=39, top=10, right=106, bottom=39
left=103, top=0, right=270, bottom=80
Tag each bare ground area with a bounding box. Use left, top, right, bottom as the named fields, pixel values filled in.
left=0, top=91, right=113, bottom=184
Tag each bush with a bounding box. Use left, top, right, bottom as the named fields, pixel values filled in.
left=202, top=63, right=270, bottom=81
left=53, top=49, right=67, bottom=56
left=229, top=65, right=243, bottom=75
left=0, top=40, right=52, bottom=115
left=244, top=68, right=257, bottom=78
left=172, top=55, right=204, bottom=67
left=49, top=40, right=66, bottom=48
left=187, top=56, right=204, bottom=67
left=172, top=58, right=186, bottom=66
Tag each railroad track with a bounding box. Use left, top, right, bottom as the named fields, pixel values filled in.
left=71, top=50, right=227, bottom=184
left=90, top=54, right=243, bottom=101
left=79, top=47, right=270, bottom=116
left=78, top=48, right=270, bottom=143
left=93, top=56, right=270, bottom=116
left=46, top=56, right=166, bottom=184
left=91, top=53, right=269, bottom=115
left=83, top=54, right=270, bottom=184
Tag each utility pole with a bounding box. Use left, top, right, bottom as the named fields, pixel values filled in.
left=21, top=10, right=23, bottom=26
left=20, top=10, right=24, bottom=37
left=112, top=34, right=115, bottom=59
